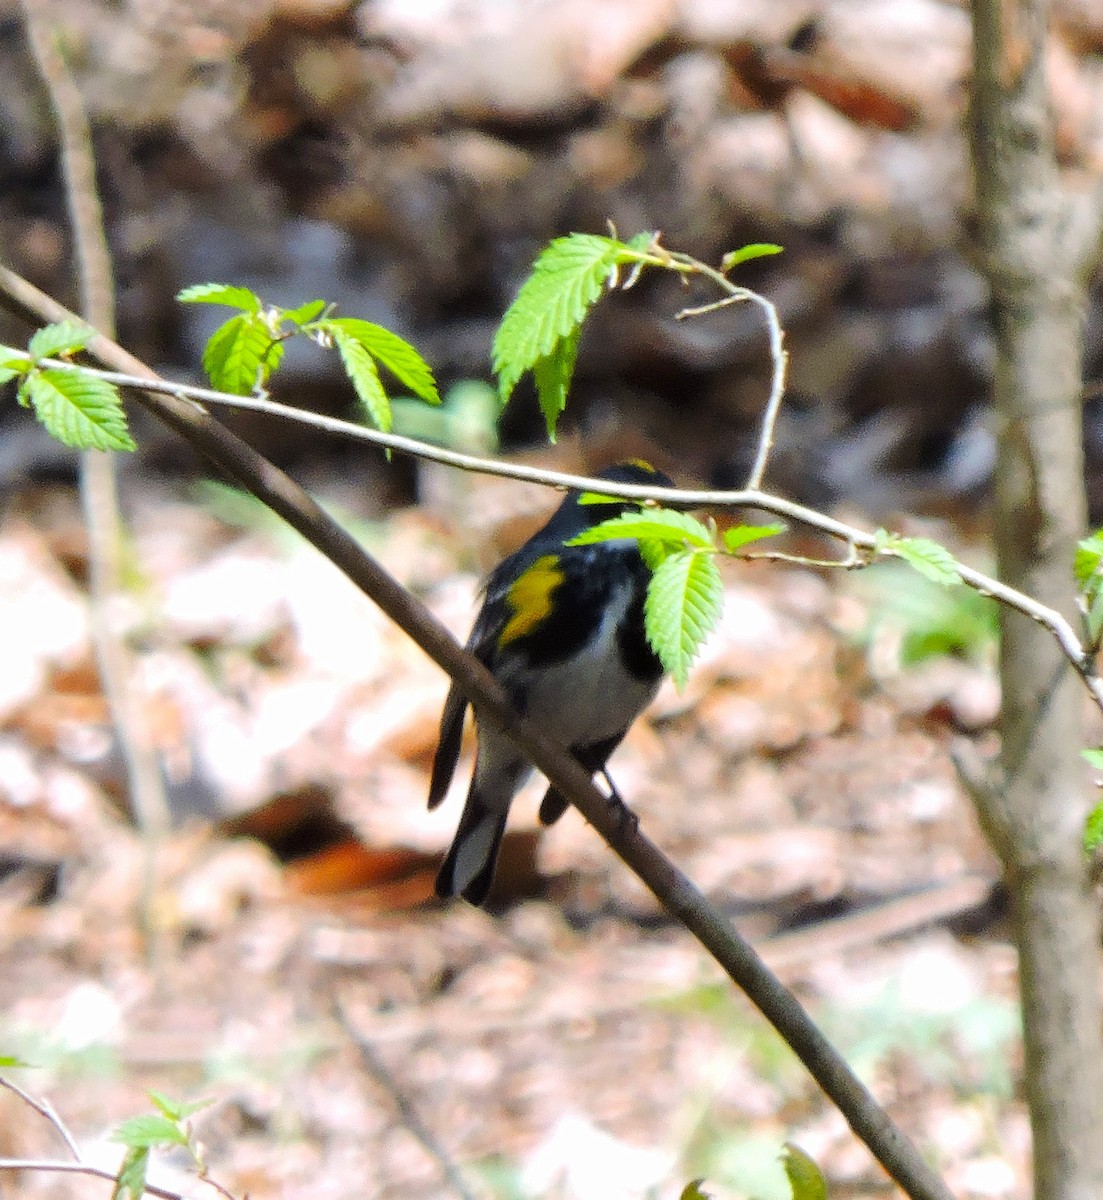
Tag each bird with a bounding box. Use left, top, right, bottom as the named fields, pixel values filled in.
left=427, top=460, right=673, bottom=905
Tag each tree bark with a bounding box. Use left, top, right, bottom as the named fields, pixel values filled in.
left=969, top=2, right=1103, bottom=1197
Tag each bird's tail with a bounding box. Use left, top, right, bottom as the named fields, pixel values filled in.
left=434, top=785, right=509, bottom=906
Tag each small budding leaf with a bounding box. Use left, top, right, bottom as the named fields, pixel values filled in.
left=28, top=320, right=96, bottom=360
left=724, top=522, right=787, bottom=552
left=875, top=530, right=962, bottom=587
left=177, top=282, right=262, bottom=312
left=282, top=298, right=327, bottom=326
left=645, top=548, right=723, bottom=690
left=568, top=508, right=714, bottom=550
left=149, top=1090, right=211, bottom=1122
left=111, top=1146, right=150, bottom=1200
left=22, top=369, right=136, bottom=451
left=781, top=1143, right=828, bottom=1200
left=721, top=243, right=784, bottom=272
left=1085, top=801, right=1103, bottom=855
left=202, top=313, right=283, bottom=395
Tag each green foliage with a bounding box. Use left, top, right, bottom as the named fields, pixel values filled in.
left=721, top=243, right=784, bottom=272
left=874, top=529, right=963, bottom=587
left=178, top=284, right=439, bottom=430
left=27, top=320, right=96, bottom=359
left=1, top=321, right=135, bottom=451
left=492, top=232, right=651, bottom=438
left=680, top=1180, right=713, bottom=1200
left=724, top=522, right=787, bottom=552
left=849, top=560, right=998, bottom=667
left=0, top=1054, right=30, bottom=1067
left=1075, top=530, right=1103, bottom=644
left=110, top=1091, right=213, bottom=1200
left=200, top=311, right=285, bottom=395
left=781, top=1144, right=827, bottom=1200
left=1083, top=799, right=1103, bottom=854
left=568, top=508, right=715, bottom=550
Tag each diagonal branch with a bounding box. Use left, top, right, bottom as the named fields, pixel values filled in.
left=0, top=264, right=955, bottom=1200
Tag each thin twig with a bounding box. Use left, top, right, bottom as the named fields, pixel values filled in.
left=19, top=350, right=1102, bottom=713
left=0, top=1076, right=81, bottom=1161
left=19, top=0, right=171, bottom=957
left=334, top=995, right=481, bottom=1200
left=0, top=1159, right=191, bottom=1200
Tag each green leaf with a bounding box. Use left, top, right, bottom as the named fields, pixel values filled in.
left=724, top=522, right=787, bottom=552
left=492, top=233, right=629, bottom=408
left=679, top=1181, right=712, bottom=1200
left=568, top=508, right=714, bottom=549
left=177, top=282, right=262, bottom=312
left=1082, top=748, right=1103, bottom=770
left=721, top=243, right=784, bottom=272
left=282, top=298, right=327, bottom=326
left=148, top=1090, right=211, bottom=1122
left=23, top=368, right=136, bottom=451
left=111, top=1146, right=150, bottom=1200
left=1074, top=531, right=1103, bottom=594
left=329, top=325, right=391, bottom=431
left=202, top=313, right=283, bottom=394
left=875, top=530, right=962, bottom=587
left=531, top=325, right=579, bottom=441
left=324, top=317, right=440, bottom=406
left=781, top=1144, right=827, bottom=1200
left=28, top=320, right=96, bottom=360
left=1085, top=801, right=1103, bottom=854
left=645, top=549, right=723, bottom=690
left=0, top=1054, right=30, bottom=1067
left=0, top=359, right=29, bottom=386
left=111, top=1113, right=189, bottom=1149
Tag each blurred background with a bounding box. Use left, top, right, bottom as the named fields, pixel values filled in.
left=2, top=1, right=1102, bottom=1198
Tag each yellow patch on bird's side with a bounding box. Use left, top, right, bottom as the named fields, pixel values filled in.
left=624, top=458, right=658, bottom=474
left=499, top=555, right=564, bottom=647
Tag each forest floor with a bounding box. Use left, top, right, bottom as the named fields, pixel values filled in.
left=0, top=463, right=1036, bottom=1200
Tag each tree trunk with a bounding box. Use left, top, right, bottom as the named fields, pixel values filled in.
left=969, top=2, right=1103, bottom=1197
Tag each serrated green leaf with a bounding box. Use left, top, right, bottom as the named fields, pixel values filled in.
left=781, top=1143, right=827, bottom=1200
left=24, top=369, right=136, bottom=451
left=1082, top=748, right=1103, bottom=770
left=721, top=243, right=784, bottom=272
left=724, top=522, right=787, bottom=551
left=329, top=326, right=391, bottom=431
left=492, top=233, right=628, bottom=405
left=568, top=509, right=714, bottom=549
left=0, top=363, right=27, bottom=386
left=876, top=531, right=962, bottom=587
left=28, top=321, right=96, bottom=360
left=532, top=326, right=579, bottom=441
left=202, top=313, right=283, bottom=394
left=324, top=318, right=440, bottom=406
left=111, top=1113, right=188, bottom=1149
left=1085, top=802, right=1103, bottom=854
left=282, top=298, right=327, bottom=325
left=177, top=282, right=262, bottom=312
left=111, top=1146, right=150, bottom=1200
left=645, top=549, right=723, bottom=690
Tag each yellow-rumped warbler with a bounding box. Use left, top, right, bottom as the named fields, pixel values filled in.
left=428, top=460, right=673, bottom=905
